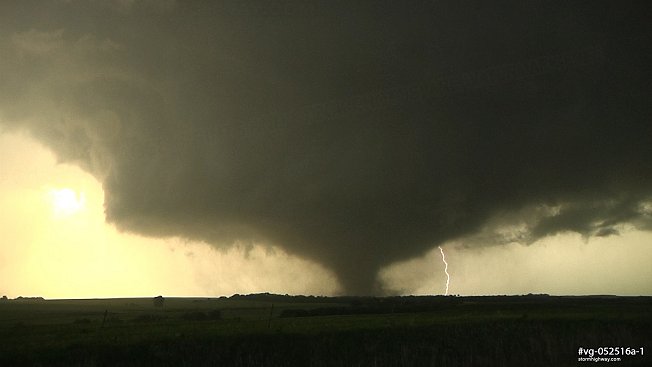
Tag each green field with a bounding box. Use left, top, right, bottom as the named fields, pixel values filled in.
left=1, top=294, right=650, bottom=366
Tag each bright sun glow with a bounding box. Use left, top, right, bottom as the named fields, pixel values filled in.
left=0, top=132, right=339, bottom=299
left=49, top=188, right=85, bottom=216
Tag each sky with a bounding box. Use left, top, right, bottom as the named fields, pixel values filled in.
left=1, top=1, right=651, bottom=298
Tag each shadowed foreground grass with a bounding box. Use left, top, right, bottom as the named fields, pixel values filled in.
left=0, top=295, right=650, bottom=366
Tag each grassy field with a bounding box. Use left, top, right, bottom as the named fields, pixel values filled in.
left=0, top=294, right=650, bottom=366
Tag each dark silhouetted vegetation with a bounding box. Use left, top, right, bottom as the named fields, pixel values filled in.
left=153, top=295, right=165, bottom=308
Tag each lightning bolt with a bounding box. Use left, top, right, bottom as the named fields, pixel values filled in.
left=438, top=246, right=450, bottom=295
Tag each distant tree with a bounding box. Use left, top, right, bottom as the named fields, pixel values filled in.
left=153, top=295, right=165, bottom=308
left=1, top=295, right=7, bottom=301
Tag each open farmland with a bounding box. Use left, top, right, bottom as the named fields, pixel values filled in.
left=1, top=294, right=650, bottom=366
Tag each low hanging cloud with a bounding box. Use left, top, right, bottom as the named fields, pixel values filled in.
left=1, top=1, right=651, bottom=294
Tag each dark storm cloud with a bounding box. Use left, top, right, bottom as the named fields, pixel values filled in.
left=1, top=1, right=651, bottom=294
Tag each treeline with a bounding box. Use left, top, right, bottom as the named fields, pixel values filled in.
left=228, top=292, right=463, bottom=305
left=1, top=296, right=45, bottom=302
